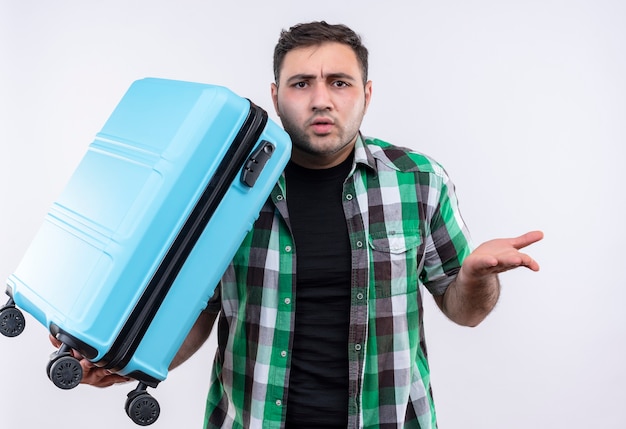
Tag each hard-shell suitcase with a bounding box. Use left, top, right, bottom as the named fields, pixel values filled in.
left=1, top=78, right=291, bottom=425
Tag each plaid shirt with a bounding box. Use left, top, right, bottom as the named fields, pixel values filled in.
left=204, top=135, right=472, bottom=429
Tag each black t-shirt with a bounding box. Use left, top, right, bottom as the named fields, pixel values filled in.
left=284, top=155, right=352, bottom=428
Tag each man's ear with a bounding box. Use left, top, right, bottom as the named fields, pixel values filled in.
left=363, top=80, right=373, bottom=113
left=270, top=82, right=280, bottom=117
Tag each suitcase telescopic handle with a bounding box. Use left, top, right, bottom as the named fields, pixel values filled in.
left=241, top=141, right=275, bottom=187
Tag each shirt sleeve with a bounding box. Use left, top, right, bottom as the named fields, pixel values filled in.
left=205, top=281, right=222, bottom=312
left=420, top=167, right=473, bottom=296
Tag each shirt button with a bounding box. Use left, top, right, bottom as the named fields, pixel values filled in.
left=276, top=194, right=284, bottom=201
left=284, top=297, right=291, bottom=305
left=354, top=344, right=362, bottom=352
left=356, top=292, right=364, bottom=300
left=356, top=241, right=363, bottom=248
left=275, top=399, right=282, bottom=406
left=345, top=194, right=353, bottom=201
left=280, top=350, right=287, bottom=357
left=285, top=245, right=292, bottom=252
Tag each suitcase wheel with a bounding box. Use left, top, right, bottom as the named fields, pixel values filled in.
left=125, top=383, right=160, bottom=426
left=0, top=303, right=25, bottom=338
left=47, top=345, right=83, bottom=390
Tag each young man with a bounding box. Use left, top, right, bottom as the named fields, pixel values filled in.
left=69, top=21, right=543, bottom=428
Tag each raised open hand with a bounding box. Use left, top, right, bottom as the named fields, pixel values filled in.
left=460, top=230, right=544, bottom=279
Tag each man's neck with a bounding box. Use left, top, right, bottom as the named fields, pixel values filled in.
left=290, top=143, right=355, bottom=169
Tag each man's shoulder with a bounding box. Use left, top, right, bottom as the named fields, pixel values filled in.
left=362, top=136, right=445, bottom=176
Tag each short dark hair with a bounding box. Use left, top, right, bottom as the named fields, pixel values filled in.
left=273, top=21, right=369, bottom=85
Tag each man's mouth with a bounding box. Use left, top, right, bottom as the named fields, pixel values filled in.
left=310, top=117, right=334, bottom=134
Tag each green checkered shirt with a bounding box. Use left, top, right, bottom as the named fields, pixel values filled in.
left=204, top=135, right=472, bottom=428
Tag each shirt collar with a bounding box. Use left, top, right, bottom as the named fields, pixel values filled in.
left=352, top=133, right=377, bottom=174
left=276, top=133, right=376, bottom=196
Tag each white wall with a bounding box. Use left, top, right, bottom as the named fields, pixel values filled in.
left=1, top=1, right=624, bottom=428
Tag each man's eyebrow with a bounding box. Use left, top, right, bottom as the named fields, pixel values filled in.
left=285, top=72, right=358, bottom=85
left=285, top=74, right=316, bottom=84
left=324, top=72, right=357, bottom=81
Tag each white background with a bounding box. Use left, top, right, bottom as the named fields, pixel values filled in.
left=1, top=1, right=624, bottom=428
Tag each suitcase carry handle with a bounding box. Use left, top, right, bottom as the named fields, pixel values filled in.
left=241, top=141, right=275, bottom=187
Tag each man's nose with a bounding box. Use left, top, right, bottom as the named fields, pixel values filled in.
left=310, top=84, right=332, bottom=111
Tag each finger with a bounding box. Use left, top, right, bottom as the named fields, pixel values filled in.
left=521, top=253, right=540, bottom=272
left=494, top=252, right=541, bottom=273
left=80, top=366, right=107, bottom=385
left=81, top=366, right=131, bottom=387
left=94, top=374, right=132, bottom=387
left=511, top=230, right=544, bottom=250
left=49, top=335, right=62, bottom=348
left=469, top=251, right=540, bottom=275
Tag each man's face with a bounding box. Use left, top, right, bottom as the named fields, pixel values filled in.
left=271, top=42, right=372, bottom=169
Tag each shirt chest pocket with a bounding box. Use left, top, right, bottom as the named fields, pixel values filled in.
left=367, top=229, right=424, bottom=298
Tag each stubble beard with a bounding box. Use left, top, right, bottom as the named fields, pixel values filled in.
left=278, top=109, right=363, bottom=158
left=283, top=123, right=355, bottom=157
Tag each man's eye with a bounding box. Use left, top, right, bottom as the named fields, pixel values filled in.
left=294, top=82, right=308, bottom=88
left=333, top=81, right=350, bottom=88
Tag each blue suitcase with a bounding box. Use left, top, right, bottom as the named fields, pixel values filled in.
left=1, top=78, right=291, bottom=425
